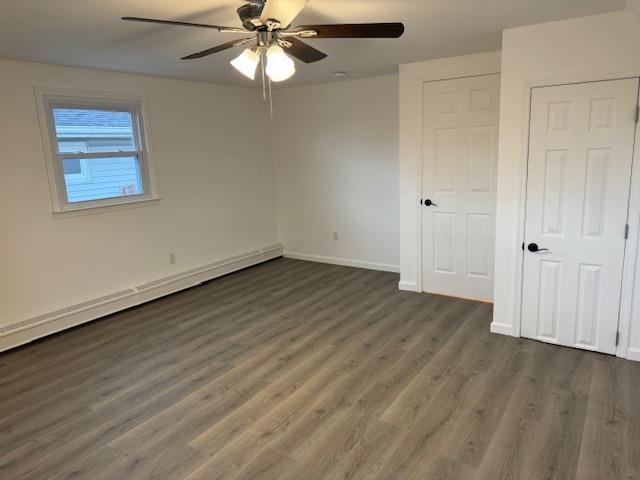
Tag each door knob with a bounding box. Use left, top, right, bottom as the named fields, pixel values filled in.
left=528, top=243, right=550, bottom=253
left=424, top=199, right=438, bottom=207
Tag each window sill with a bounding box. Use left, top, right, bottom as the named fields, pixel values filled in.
left=52, top=196, right=161, bottom=219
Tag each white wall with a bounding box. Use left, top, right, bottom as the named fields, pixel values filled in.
left=492, top=11, right=640, bottom=359
left=629, top=0, right=640, bottom=17
left=0, top=58, right=278, bottom=340
left=272, top=75, right=400, bottom=272
left=398, top=52, right=502, bottom=292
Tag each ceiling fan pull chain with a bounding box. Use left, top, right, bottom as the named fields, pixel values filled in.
left=268, top=75, right=274, bottom=120
left=261, top=47, right=267, bottom=101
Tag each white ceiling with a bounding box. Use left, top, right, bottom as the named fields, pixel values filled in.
left=0, top=0, right=626, bottom=88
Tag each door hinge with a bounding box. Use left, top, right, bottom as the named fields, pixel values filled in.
left=616, top=331, right=620, bottom=346
left=635, top=105, right=639, bottom=124
left=625, top=224, right=630, bottom=240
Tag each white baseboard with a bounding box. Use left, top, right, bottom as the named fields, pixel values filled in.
left=626, top=347, right=640, bottom=362
left=0, top=244, right=284, bottom=353
left=284, top=251, right=400, bottom=273
left=398, top=280, right=420, bottom=292
left=490, top=322, right=516, bottom=337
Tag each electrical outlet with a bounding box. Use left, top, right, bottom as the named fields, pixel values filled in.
left=332, top=232, right=339, bottom=241
left=169, top=252, right=176, bottom=265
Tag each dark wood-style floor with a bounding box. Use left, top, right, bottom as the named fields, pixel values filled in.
left=1, top=258, right=639, bottom=480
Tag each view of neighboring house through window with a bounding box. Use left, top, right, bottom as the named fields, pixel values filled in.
left=38, top=92, right=156, bottom=213
left=53, top=107, right=143, bottom=203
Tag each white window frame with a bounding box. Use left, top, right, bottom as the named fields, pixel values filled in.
left=35, top=87, right=159, bottom=216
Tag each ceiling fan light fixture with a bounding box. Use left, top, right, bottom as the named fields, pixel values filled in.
left=265, top=45, right=296, bottom=82
left=230, top=48, right=260, bottom=80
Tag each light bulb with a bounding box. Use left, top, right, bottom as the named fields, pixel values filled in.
left=265, top=45, right=295, bottom=82
left=230, top=48, right=260, bottom=80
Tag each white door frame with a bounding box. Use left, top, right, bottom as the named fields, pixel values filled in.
left=515, top=73, right=640, bottom=359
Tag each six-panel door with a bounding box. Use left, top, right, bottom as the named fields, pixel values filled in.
left=521, top=79, right=639, bottom=354
left=421, top=74, right=500, bottom=302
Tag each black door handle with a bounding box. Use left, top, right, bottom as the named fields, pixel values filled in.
left=528, top=243, right=550, bottom=253
left=424, top=199, right=438, bottom=207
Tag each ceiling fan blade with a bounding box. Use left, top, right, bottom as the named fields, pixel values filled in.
left=282, top=38, right=327, bottom=63
left=122, top=17, right=246, bottom=33
left=260, top=0, right=309, bottom=29
left=181, top=37, right=254, bottom=60
left=294, top=23, right=405, bottom=38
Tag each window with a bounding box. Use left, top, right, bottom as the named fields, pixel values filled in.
left=37, top=89, right=158, bottom=214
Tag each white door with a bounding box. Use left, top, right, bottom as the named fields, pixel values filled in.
left=421, top=74, right=500, bottom=302
left=522, top=79, right=639, bottom=354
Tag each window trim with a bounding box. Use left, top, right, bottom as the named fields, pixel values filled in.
left=35, top=86, right=160, bottom=216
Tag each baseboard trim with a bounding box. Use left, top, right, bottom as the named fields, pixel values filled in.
left=490, top=322, right=516, bottom=337
left=0, top=243, right=284, bottom=353
left=626, top=348, right=640, bottom=362
left=398, top=281, right=420, bottom=292
left=283, top=251, right=400, bottom=273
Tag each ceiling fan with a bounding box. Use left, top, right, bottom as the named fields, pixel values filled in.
left=122, top=0, right=405, bottom=83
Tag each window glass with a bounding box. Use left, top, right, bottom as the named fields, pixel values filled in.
left=62, top=156, right=143, bottom=203
left=63, top=158, right=82, bottom=175
left=52, top=108, right=137, bottom=153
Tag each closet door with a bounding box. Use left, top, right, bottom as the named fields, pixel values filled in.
left=521, top=78, right=639, bottom=354
left=421, top=74, right=500, bottom=302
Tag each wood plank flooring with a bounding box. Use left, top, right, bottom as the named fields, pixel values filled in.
left=1, top=258, right=639, bottom=480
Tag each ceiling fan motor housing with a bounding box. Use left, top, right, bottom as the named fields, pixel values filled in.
left=237, top=2, right=265, bottom=31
